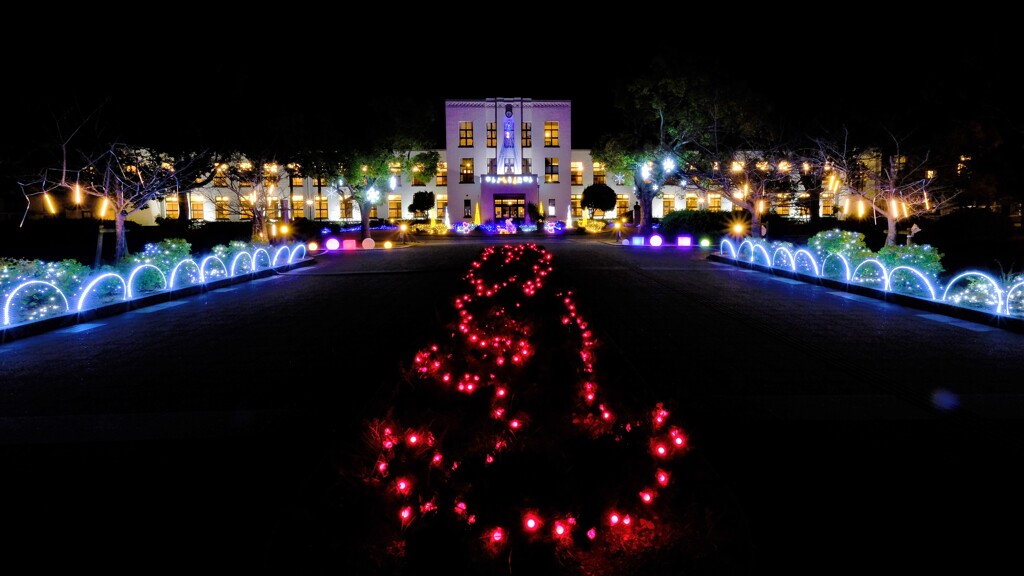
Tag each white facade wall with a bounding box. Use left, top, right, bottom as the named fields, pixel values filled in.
left=130, top=96, right=830, bottom=227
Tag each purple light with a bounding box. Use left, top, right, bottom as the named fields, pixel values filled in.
left=325, top=238, right=340, bottom=251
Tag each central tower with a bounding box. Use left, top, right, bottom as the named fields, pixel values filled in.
left=496, top=103, right=519, bottom=174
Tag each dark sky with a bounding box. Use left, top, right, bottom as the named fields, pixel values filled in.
left=4, top=31, right=1014, bottom=170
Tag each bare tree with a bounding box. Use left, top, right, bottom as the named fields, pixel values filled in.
left=216, top=153, right=283, bottom=242
left=685, top=146, right=799, bottom=238
left=815, top=130, right=958, bottom=246
left=21, top=142, right=213, bottom=261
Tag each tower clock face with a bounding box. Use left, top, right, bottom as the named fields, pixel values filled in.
left=505, top=104, right=513, bottom=118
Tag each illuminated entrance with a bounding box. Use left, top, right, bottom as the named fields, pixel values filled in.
left=494, top=194, right=526, bottom=220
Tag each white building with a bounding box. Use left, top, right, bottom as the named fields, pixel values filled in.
left=100, top=97, right=837, bottom=228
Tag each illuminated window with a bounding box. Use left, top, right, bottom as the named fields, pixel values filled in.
left=460, top=158, right=475, bottom=184
left=822, top=192, right=835, bottom=216
left=570, top=193, right=583, bottom=218
left=190, top=196, right=205, bottom=220
left=548, top=198, right=556, bottom=216
left=522, top=157, right=532, bottom=175
left=570, top=161, right=583, bottom=186
left=775, top=193, right=790, bottom=216
left=464, top=198, right=472, bottom=218
left=241, top=197, right=253, bottom=221
left=616, top=194, right=630, bottom=217
left=312, top=177, right=330, bottom=187
left=493, top=195, right=525, bottom=220
left=436, top=194, right=447, bottom=218
left=339, top=196, right=353, bottom=219
left=436, top=162, right=447, bottom=186
left=662, top=194, right=675, bottom=216
left=593, top=162, right=606, bottom=185
left=544, top=158, right=559, bottom=183
left=685, top=194, right=698, bottom=210
left=164, top=195, right=179, bottom=219
left=315, top=195, right=328, bottom=220
left=389, top=162, right=402, bottom=188
left=412, top=164, right=427, bottom=186
left=544, top=121, right=559, bottom=147
left=708, top=194, right=721, bottom=212
left=291, top=176, right=304, bottom=187
left=213, top=174, right=228, bottom=187
left=215, top=196, right=230, bottom=220
left=486, top=122, right=497, bottom=147
left=291, top=195, right=304, bottom=220
left=521, top=122, right=532, bottom=148
left=487, top=158, right=497, bottom=175
left=388, top=194, right=402, bottom=219
left=459, top=121, right=474, bottom=147
left=268, top=197, right=281, bottom=220
left=369, top=204, right=378, bottom=218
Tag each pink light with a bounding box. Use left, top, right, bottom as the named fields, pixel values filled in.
left=496, top=387, right=506, bottom=397
left=609, top=513, right=620, bottom=526
left=491, top=527, right=504, bottom=542
left=640, top=490, right=654, bottom=503
left=485, top=455, right=494, bottom=464
left=656, top=444, right=668, bottom=456
left=455, top=501, right=467, bottom=514
left=325, top=238, right=340, bottom=251
left=376, top=461, right=388, bottom=474
left=396, top=478, right=410, bottom=494
left=432, top=453, right=443, bottom=465
left=407, top=434, right=418, bottom=445
left=554, top=522, right=567, bottom=536
left=493, top=408, right=505, bottom=418
left=656, top=469, right=670, bottom=486
left=400, top=506, right=412, bottom=521
left=677, top=235, right=692, bottom=246
left=654, top=406, right=669, bottom=427
left=509, top=419, right=521, bottom=429
left=587, top=527, right=597, bottom=540
left=622, top=515, right=631, bottom=526
left=342, top=238, right=357, bottom=250
left=523, top=513, right=541, bottom=532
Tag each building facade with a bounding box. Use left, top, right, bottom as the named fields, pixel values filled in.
left=35, top=97, right=844, bottom=228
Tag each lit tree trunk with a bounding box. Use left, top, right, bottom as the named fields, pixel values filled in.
left=177, top=191, right=189, bottom=223
left=113, top=185, right=129, bottom=262
left=751, top=208, right=764, bottom=239
left=885, top=214, right=898, bottom=246
left=632, top=168, right=656, bottom=235
left=114, top=209, right=128, bottom=262
left=360, top=200, right=371, bottom=240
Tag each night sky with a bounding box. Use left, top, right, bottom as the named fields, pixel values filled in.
left=3, top=30, right=1013, bottom=172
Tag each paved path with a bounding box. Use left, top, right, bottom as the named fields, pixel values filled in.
left=2, top=236, right=1022, bottom=574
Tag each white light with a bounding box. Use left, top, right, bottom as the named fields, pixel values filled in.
left=367, top=187, right=381, bottom=203
left=662, top=158, right=675, bottom=173
left=640, top=163, right=652, bottom=181
left=389, top=175, right=397, bottom=190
